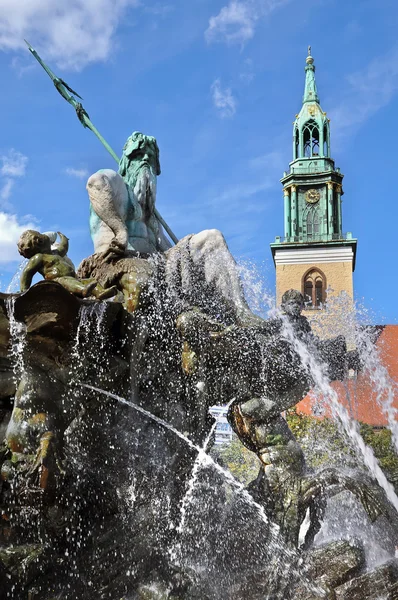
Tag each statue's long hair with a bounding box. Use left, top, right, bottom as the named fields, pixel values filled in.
left=118, top=131, right=161, bottom=187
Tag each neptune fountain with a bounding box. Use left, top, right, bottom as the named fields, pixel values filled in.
left=0, top=127, right=397, bottom=599
left=1, top=44, right=398, bottom=597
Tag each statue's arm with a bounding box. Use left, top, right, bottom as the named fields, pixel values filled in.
left=304, top=469, right=384, bottom=522
left=20, top=255, right=44, bottom=292
left=56, top=232, right=69, bottom=257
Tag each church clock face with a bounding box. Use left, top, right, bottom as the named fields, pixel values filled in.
left=305, top=188, right=320, bottom=204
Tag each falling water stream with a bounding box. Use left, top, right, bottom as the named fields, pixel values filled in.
left=71, top=303, right=325, bottom=596
left=176, top=396, right=236, bottom=536
left=6, top=296, right=27, bottom=382
left=5, top=259, right=28, bottom=294
left=280, top=313, right=398, bottom=512
left=72, top=303, right=108, bottom=358
left=82, top=384, right=276, bottom=532
left=5, top=263, right=398, bottom=597
left=81, top=383, right=328, bottom=599
left=238, top=264, right=398, bottom=514
left=355, top=325, right=398, bottom=452
left=72, top=269, right=398, bottom=598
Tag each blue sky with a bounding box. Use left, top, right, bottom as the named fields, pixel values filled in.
left=0, top=0, right=397, bottom=323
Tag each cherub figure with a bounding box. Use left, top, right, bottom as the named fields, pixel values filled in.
left=17, top=230, right=116, bottom=299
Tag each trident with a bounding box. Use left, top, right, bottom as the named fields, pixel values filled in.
left=25, top=40, right=178, bottom=245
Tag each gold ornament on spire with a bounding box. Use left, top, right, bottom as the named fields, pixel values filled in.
left=306, top=45, right=314, bottom=65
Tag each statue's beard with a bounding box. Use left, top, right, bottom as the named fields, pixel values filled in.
left=133, top=165, right=157, bottom=216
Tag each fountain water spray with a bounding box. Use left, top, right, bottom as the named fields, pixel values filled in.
left=280, top=312, right=398, bottom=513
left=175, top=396, right=236, bottom=536
left=6, top=296, right=27, bottom=382
left=5, top=259, right=28, bottom=294
left=81, top=383, right=328, bottom=598
left=354, top=323, right=398, bottom=453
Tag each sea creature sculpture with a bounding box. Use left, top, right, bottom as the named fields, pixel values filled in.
left=247, top=413, right=386, bottom=549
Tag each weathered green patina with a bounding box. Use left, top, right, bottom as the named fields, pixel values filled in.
left=25, top=41, right=178, bottom=246
left=270, top=49, right=357, bottom=263
left=17, top=230, right=116, bottom=299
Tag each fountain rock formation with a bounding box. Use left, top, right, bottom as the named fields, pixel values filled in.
left=0, top=130, right=397, bottom=598
left=0, top=263, right=397, bottom=598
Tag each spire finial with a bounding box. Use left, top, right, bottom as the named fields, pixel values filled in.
left=303, top=45, right=318, bottom=102
left=306, top=45, right=314, bottom=65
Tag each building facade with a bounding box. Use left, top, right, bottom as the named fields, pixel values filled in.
left=209, top=405, right=234, bottom=445
left=270, top=49, right=357, bottom=332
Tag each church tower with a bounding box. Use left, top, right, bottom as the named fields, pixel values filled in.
left=270, top=48, right=357, bottom=327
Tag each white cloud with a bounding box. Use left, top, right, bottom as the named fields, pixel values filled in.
left=329, top=46, right=398, bottom=142
left=0, top=150, right=28, bottom=209
left=249, top=150, right=285, bottom=171
left=10, top=56, right=36, bottom=78
left=0, top=149, right=36, bottom=267
left=206, top=1, right=255, bottom=45
left=65, top=167, right=89, bottom=179
left=1, top=149, right=28, bottom=178
left=205, top=0, right=289, bottom=46
left=210, top=178, right=273, bottom=208
left=0, top=212, right=38, bottom=263
left=240, top=58, right=255, bottom=84
left=211, top=79, right=237, bottom=118
left=0, top=0, right=140, bottom=70
left=144, top=4, right=175, bottom=16
left=0, top=180, right=14, bottom=202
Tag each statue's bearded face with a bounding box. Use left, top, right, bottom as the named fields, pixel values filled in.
left=118, top=133, right=161, bottom=206
left=130, top=144, right=158, bottom=211
left=124, top=143, right=158, bottom=190
left=130, top=144, right=157, bottom=174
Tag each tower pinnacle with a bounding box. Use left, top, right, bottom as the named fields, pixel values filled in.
left=303, top=46, right=319, bottom=103
left=271, top=49, right=357, bottom=317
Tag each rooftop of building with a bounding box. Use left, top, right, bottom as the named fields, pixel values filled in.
left=297, top=325, right=398, bottom=426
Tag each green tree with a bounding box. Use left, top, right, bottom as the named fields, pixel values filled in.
left=211, top=435, right=261, bottom=485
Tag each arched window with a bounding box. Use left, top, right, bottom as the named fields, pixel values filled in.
left=306, top=209, right=320, bottom=240
left=323, top=123, right=329, bottom=156
left=295, top=128, right=299, bottom=159
left=302, top=269, right=326, bottom=309
left=303, top=120, right=319, bottom=158
left=304, top=278, right=313, bottom=304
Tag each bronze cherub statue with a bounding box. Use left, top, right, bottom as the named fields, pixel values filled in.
left=17, top=230, right=116, bottom=299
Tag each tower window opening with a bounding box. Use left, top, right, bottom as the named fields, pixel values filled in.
left=315, top=278, right=323, bottom=307
left=303, top=120, right=319, bottom=158
left=302, top=269, right=326, bottom=309
left=306, top=208, right=320, bottom=240
left=304, top=128, right=311, bottom=157
left=304, top=280, right=313, bottom=305
left=307, top=213, right=312, bottom=237
left=295, top=128, right=299, bottom=159
left=323, top=124, right=328, bottom=156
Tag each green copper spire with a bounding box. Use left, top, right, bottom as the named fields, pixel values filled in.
left=271, top=44, right=357, bottom=278
left=292, top=47, right=330, bottom=161
left=303, top=45, right=319, bottom=104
